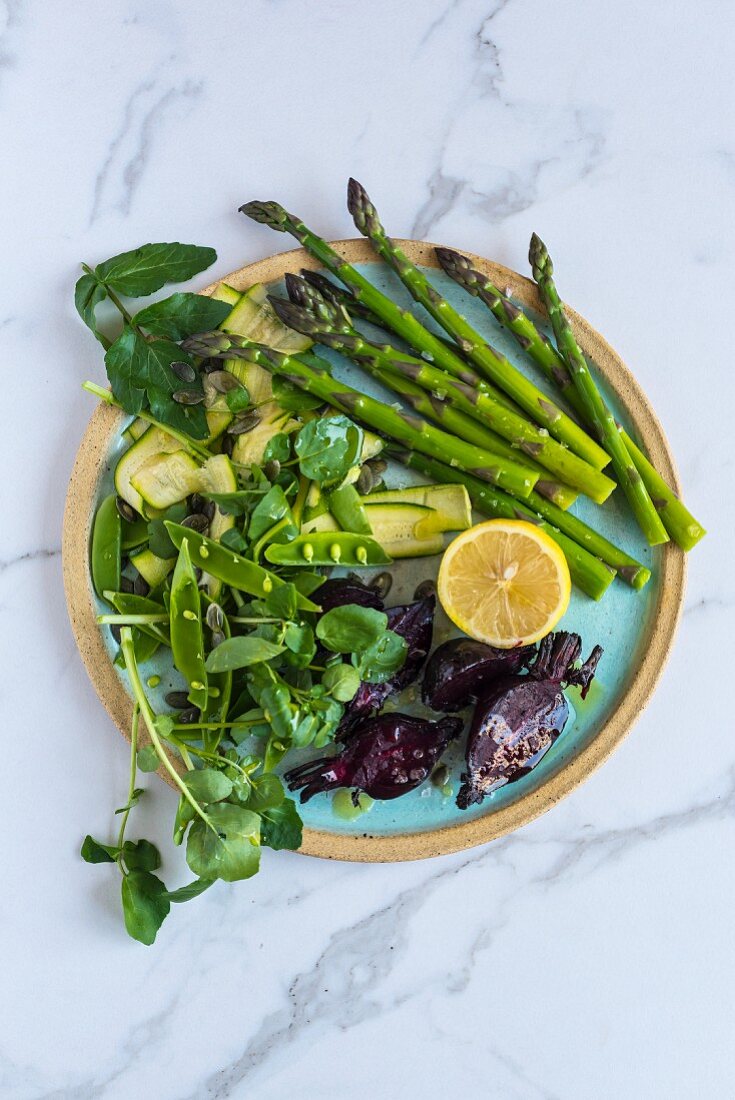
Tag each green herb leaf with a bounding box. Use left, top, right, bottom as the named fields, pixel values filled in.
left=104, top=327, right=145, bottom=413
left=322, top=662, right=361, bottom=701
left=173, top=795, right=195, bottom=846
left=136, top=745, right=160, bottom=772
left=246, top=773, right=286, bottom=812
left=182, top=768, right=233, bottom=804
left=162, top=878, right=214, bottom=903
left=225, top=387, right=251, bottom=414
left=121, top=870, right=170, bottom=945
left=186, top=803, right=261, bottom=882
left=80, top=835, right=118, bottom=864
left=96, top=243, right=217, bottom=297
left=220, top=526, right=249, bottom=552
left=260, top=798, right=303, bottom=850
left=358, top=630, right=408, bottom=684
left=133, top=293, right=231, bottom=340
left=122, top=839, right=161, bottom=872
left=294, top=415, right=363, bottom=486
left=202, top=490, right=260, bottom=517
left=272, top=375, right=324, bottom=413
left=283, top=621, right=316, bottom=668
left=262, top=432, right=292, bottom=465
left=75, top=273, right=109, bottom=346
left=115, top=787, right=145, bottom=815
left=205, top=637, right=285, bottom=673
left=147, top=501, right=187, bottom=559
left=248, top=485, right=297, bottom=544
left=261, top=582, right=299, bottom=620
left=316, top=604, right=387, bottom=653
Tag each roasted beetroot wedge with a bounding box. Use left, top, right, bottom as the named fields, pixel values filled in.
left=457, top=632, right=602, bottom=809
left=337, top=595, right=436, bottom=738
left=285, top=712, right=462, bottom=802
left=422, top=638, right=534, bottom=712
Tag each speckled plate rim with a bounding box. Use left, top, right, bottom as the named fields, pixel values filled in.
left=63, top=238, right=686, bottom=863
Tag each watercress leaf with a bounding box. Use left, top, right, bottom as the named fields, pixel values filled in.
left=322, top=662, right=361, bottom=702
left=186, top=803, right=261, bottom=883
left=262, top=432, right=292, bottom=465
left=162, top=878, right=214, bottom=903
left=220, top=526, right=248, bottom=552
left=105, top=327, right=145, bottom=413
left=246, top=773, right=285, bottom=812
left=75, top=272, right=109, bottom=345
left=316, top=605, right=387, bottom=654
left=136, top=745, right=160, bottom=772
left=283, top=621, right=315, bottom=669
left=248, top=485, right=296, bottom=544
left=260, top=798, right=303, bottom=851
left=294, top=415, right=363, bottom=486
left=122, top=839, right=161, bottom=872
left=225, top=387, right=252, bottom=414
left=121, top=870, right=170, bottom=945
left=291, top=712, right=320, bottom=747
left=147, top=501, right=187, bottom=558
left=271, top=375, right=323, bottom=413
left=205, top=637, right=285, bottom=673
left=80, top=835, right=118, bottom=863
left=96, top=243, right=217, bottom=297
left=290, top=571, right=326, bottom=597
left=261, top=582, right=298, bottom=620
left=154, top=714, right=176, bottom=739
left=358, top=629, right=408, bottom=684
left=263, top=732, right=289, bottom=772
left=115, top=787, right=145, bottom=814
left=133, top=293, right=231, bottom=340
left=182, top=768, right=233, bottom=804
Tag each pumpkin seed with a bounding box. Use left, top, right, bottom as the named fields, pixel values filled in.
left=227, top=411, right=261, bottom=435
left=115, top=496, right=138, bottom=523
left=178, top=706, right=201, bottom=724
left=221, top=433, right=235, bottom=456
left=165, top=691, right=191, bottom=709
left=210, top=629, right=226, bottom=649
left=109, top=624, right=122, bottom=644
left=208, top=370, right=240, bottom=394
left=414, top=579, right=436, bottom=600
left=370, top=571, right=393, bottom=598
left=133, top=573, right=150, bottom=597
left=206, top=603, right=224, bottom=631
left=202, top=358, right=220, bottom=374
left=172, top=389, right=205, bottom=406
left=367, top=458, right=388, bottom=476
left=119, top=576, right=135, bottom=594
left=356, top=465, right=374, bottom=495
left=181, top=513, right=209, bottom=534
left=263, top=459, right=281, bottom=481
left=171, top=360, right=197, bottom=384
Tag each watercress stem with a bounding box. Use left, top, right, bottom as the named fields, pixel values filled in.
left=115, top=704, right=140, bottom=872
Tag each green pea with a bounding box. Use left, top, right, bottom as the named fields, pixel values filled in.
left=90, top=494, right=122, bottom=601
left=264, top=533, right=392, bottom=568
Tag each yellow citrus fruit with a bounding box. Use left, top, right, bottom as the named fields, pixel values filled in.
left=437, top=519, right=571, bottom=649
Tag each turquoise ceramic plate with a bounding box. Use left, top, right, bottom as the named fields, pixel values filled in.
left=63, top=240, right=685, bottom=861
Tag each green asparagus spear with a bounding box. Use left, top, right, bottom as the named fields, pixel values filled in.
left=437, top=246, right=706, bottom=552
left=283, top=276, right=577, bottom=510
left=271, top=289, right=615, bottom=505
left=182, top=333, right=538, bottom=500
left=346, top=178, right=611, bottom=472
left=391, top=450, right=651, bottom=592
left=529, top=234, right=669, bottom=547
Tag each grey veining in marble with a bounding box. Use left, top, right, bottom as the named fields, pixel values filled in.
left=0, top=1, right=732, bottom=1098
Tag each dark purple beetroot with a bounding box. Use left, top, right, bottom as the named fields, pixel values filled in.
left=285, top=711, right=462, bottom=802
left=457, top=632, right=602, bottom=809
left=422, top=638, right=534, bottom=712
left=336, top=595, right=435, bottom=738
left=315, top=577, right=385, bottom=612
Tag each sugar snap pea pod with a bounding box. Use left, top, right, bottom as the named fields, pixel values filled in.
left=265, top=532, right=392, bottom=567
left=164, top=521, right=320, bottom=612
left=169, top=539, right=208, bottom=711
left=90, top=493, right=121, bottom=601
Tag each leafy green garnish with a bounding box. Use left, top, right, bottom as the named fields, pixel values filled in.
left=133, top=293, right=231, bottom=340
left=205, top=637, right=286, bottom=673
left=294, top=415, right=363, bottom=486
left=186, top=803, right=261, bottom=883
left=322, top=662, right=361, bottom=702
left=121, top=870, right=170, bottom=945
left=260, top=798, right=303, bottom=850
left=316, top=604, right=388, bottom=653
left=95, top=243, right=217, bottom=297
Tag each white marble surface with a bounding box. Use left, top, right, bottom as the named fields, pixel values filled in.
left=1, top=1, right=732, bottom=1096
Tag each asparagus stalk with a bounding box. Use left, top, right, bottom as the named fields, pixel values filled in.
left=240, top=199, right=485, bottom=387
left=529, top=235, right=669, bottom=547
left=182, top=333, right=539, bottom=500
left=346, top=178, right=611, bottom=472
left=437, top=247, right=706, bottom=552
left=392, top=450, right=651, bottom=592
left=284, top=276, right=577, bottom=510
left=271, top=289, right=616, bottom=505
left=390, top=450, right=616, bottom=601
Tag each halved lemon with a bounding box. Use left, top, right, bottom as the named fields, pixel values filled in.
left=437, top=519, right=571, bottom=649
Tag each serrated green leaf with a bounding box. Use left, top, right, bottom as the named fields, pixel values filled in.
left=134, top=292, right=231, bottom=340
left=96, top=243, right=217, bottom=297
left=75, top=273, right=109, bottom=345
